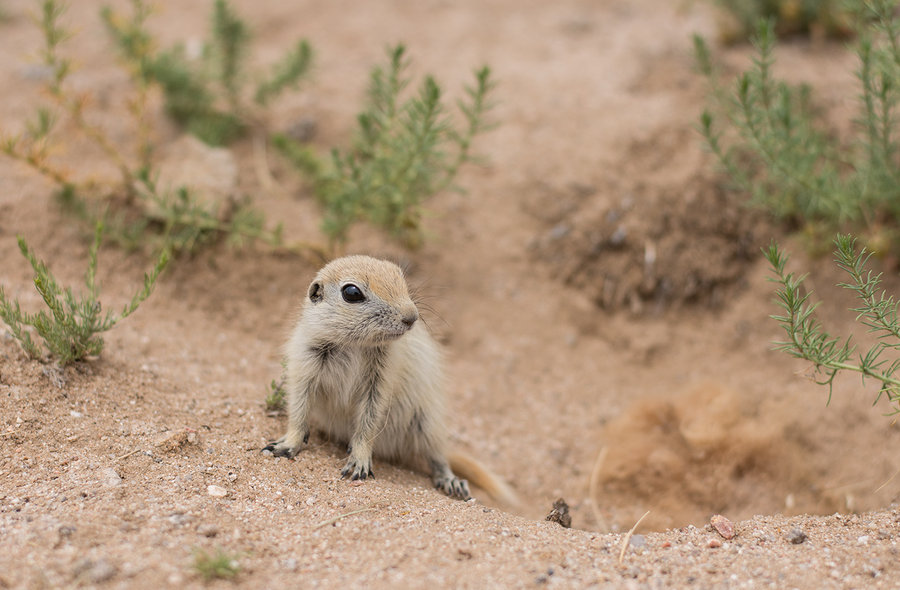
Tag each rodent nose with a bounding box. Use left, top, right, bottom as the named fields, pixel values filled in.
left=401, top=308, right=419, bottom=328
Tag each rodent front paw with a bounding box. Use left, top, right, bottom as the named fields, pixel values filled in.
left=263, top=435, right=306, bottom=459
left=341, top=456, right=374, bottom=481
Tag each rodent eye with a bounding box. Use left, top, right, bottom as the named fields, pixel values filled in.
left=341, top=284, right=366, bottom=303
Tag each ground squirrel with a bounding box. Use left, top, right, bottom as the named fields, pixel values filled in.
left=265, top=255, right=515, bottom=503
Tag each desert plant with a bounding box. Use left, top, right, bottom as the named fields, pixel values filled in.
left=264, top=359, right=288, bottom=412
left=274, top=44, right=495, bottom=249
left=0, top=0, right=283, bottom=256
left=103, top=0, right=313, bottom=146
left=265, top=376, right=286, bottom=412
left=714, top=0, right=853, bottom=41
left=696, top=1, right=900, bottom=254
left=765, top=235, right=900, bottom=413
left=192, top=548, right=240, bottom=581
left=0, top=222, right=169, bottom=366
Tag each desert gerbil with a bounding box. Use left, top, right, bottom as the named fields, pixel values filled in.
left=265, top=255, right=514, bottom=503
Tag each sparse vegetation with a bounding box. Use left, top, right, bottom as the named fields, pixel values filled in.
left=714, top=0, right=854, bottom=40
left=0, top=0, right=284, bottom=256
left=103, top=0, right=313, bottom=146
left=765, top=235, right=900, bottom=413
left=696, top=1, right=900, bottom=256
left=274, top=44, right=495, bottom=249
left=0, top=222, right=169, bottom=366
left=265, top=360, right=287, bottom=412
left=192, top=548, right=241, bottom=581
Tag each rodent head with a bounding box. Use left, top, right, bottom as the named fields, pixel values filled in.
left=303, top=255, right=420, bottom=347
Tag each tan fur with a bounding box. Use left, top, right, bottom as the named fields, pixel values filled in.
left=266, top=255, right=513, bottom=503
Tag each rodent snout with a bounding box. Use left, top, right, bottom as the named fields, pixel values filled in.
left=401, top=308, right=419, bottom=328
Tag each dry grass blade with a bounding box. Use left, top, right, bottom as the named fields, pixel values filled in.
left=313, top=506, right=379, bottom=529
left=587, top=446, right=608, bottom=530
left=618, top=510, right=651, bottom=564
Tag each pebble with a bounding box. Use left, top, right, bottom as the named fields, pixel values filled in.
left=629, top=534, right=646, bottom=548
left=197, top=523, right=219, bottom=537
left=710, top=514, right=735, bottom=540
left=207, top=485, right=228, bottom=498
left=73, top=558, right=117, bottom=583
left=787, top=528, right=807, bottom=544
left=100, top=467, right=123, bottom=487
left=707, top=538, right=722, bottom=549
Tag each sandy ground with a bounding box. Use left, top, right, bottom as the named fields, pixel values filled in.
left=2, top=0, right=900, bottom=587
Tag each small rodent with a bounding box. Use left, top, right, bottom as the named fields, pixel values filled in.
left=265, top=255, right=515, bottom=503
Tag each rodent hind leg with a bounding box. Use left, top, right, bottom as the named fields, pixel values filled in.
left=430, top=458, right=471, bottom=501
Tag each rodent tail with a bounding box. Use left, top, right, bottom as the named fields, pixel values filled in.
left=449, top=451, right=519, bottom=506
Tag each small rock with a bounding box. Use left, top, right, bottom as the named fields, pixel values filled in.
left=283, top=558, right=298, bottom=572
left=609, top=225, right=627, bottom=246
left=548, top=223, right=571, bottom=241
left=787, top=528, right=807, bottom=544
left=88, top=559, right=117, bottom=583
left=710, top=514, right=735, bottom=540
left=857, top=535, right=870, bottom=545
left=707, top=538, right=722, bottom=548
left=100, top=467, right=122, bottom=487
left=207, top=485, right=228, bottom=498
left=73, top=558, right=117, bottom=584
left=168, top=512, right=191, bottom=527
left=197, top=523, right=219, bottom=537
left=285, top=117, right=318, bottom=143
left=545, top=498, right=572, bottom=528
left=629, top=534, right=646, bottom=548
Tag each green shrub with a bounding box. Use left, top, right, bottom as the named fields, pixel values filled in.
left=103, top=0, right=313, bottom=146
left=192, top=548, right=240, bottom=581
left=714, top=0, right=853, bottom=41
left=766, top=235, right=900, bottom=413
left=0, top=223, right=169, bottom=366
left=696, top=1, right=900, bottom=255
left=1, top=0, right=282, bottom=256
left=275, top=44, right=495, bottom=249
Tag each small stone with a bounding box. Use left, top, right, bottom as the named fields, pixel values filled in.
left=609, top=225, right=627, bottom=246
left=285, top=117, right=318, bottom=143
left=858, top=535, right=870, bottom=545
left=710, top=514, right=735, bottom=540
left=207, top=485, right=228, bottom=498
left=548, top=223, right=571, bottom=241
left=87, top=559, right=117, bottom=583
left=168, top=512, right=190, bottom=527
left=545, top=498, right=572, bottom=528
left=629, top=534, right=646, bottom=548
left=283, top=558, right=298, bottom=572
left=73, top=558, right=117, bottom=583
left=100, top=467, right=122, bottom=487
left=707, top=538, right=722, bottom=548
left=787, top=528, right=807, bottom=544
left=197, top=523, right=219, bottom=537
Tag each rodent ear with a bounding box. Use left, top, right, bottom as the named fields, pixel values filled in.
left=308, top=281, right=324, bottom=303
